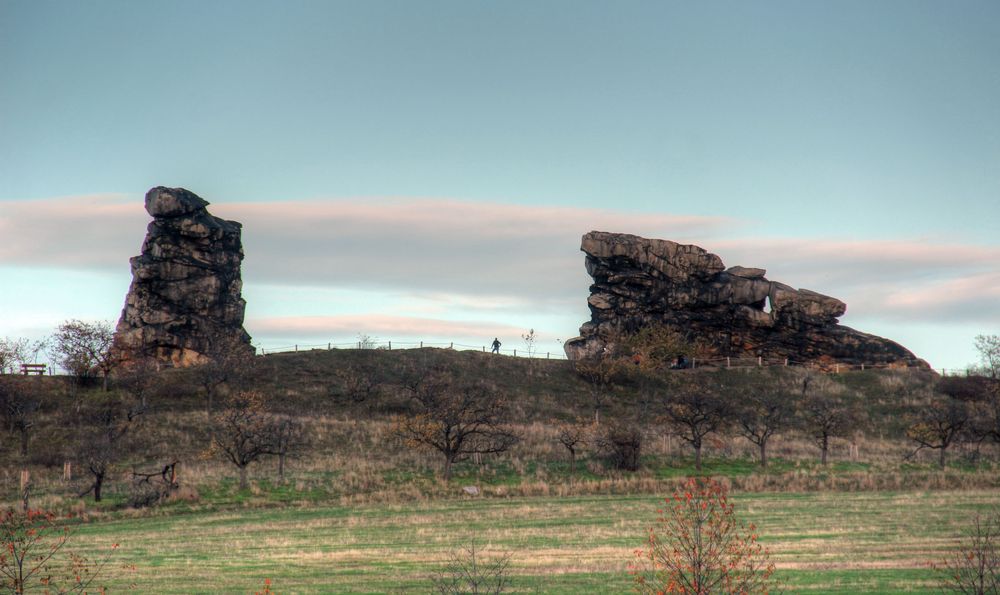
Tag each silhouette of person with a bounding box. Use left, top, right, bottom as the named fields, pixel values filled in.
left=491, top=337, right=501, bottom=354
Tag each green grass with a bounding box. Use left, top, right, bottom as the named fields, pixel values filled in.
left=2, top=351, right=995, bottom=592
left=56, top=489, right=997, bottom=593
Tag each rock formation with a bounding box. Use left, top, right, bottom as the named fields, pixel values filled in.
left=564, top=231, right=928, bottom=368
left=116, top=187, right=253, bottom=367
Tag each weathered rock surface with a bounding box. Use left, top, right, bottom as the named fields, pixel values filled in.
left=116, top=187, right=253, bottom=367
left=565, top=231, right=928, bottom=368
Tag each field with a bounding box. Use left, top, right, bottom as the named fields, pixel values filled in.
left=67, top=489, right=998, bottom=593
left=3, top=348, right=999, bottom=593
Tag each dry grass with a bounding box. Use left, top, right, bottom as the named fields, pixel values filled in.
left=47, top=489, right=999, bottom=593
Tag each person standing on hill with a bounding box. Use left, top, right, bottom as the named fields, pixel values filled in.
left=491, top=337, right=501, bottom=354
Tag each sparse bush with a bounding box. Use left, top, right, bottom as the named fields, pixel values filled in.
left=432, top=542, right=512, bottom=595
left=0, top=508, right=126, bottom=593
left=936, top=511, right=1000, bottom=594
left=630, top=477, right=778, bottom=594
left=128, top=460, right=180, bottom=508
left=594, top=420, right=642, bottom=471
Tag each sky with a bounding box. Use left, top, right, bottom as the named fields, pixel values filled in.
left=1, top=0, right=998, bottom=371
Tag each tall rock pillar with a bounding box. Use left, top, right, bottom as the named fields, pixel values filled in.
left=115, top=186, right=253, bottom=366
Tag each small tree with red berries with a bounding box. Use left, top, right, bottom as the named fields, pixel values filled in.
left=630, top=477, right=779, bottom=594
left=0, top=508, right=127, bottom=593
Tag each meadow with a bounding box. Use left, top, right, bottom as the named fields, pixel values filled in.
left=65, top=489, right=998, bottom=593
left=2, top=348, right=999, bottom=593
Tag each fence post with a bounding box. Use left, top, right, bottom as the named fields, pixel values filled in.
left=726, top=356, right=731, bottom=369
left=295, top=344, right=298, bottom=352
left=450, top=342, right=453, bottom=349
left=784, top=358, right=788, bottom=366
left=861, top=363, right=865, bottom=371
left=20, top=470, right=30, bottom=512
left=483, top=346, right=486, bottom=352
left=63, top=461, right=72, bottom=481
left=420, top=341, right=423, bottom=348
left=388, top=341, right=392, bottom=351
left=513, top=349, right=517, bottom=357
left=547, top=352, right=550, bottom=359
left=835, top=363, right=840, bottom=373
left=328, top=342, right=331, bottom=350
left=692, top=357, right=697, bottom=369
left=757, top=356, right=762, bottom=367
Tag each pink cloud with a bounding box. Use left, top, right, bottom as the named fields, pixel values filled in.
left=0, top=194, right=145, bottom=266
left=248, top=314, right=527, bottom=341
left=2, top=192, right=998, bottom=328
left=878, top=271, right=1000, bottom=323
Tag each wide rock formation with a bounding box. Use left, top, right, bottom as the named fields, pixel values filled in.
left=564, top=231, right=927, bottom=368
left=116, top=187, right=253, bottom=367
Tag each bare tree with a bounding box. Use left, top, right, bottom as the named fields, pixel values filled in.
left=432, top=542, right=513, bottom=595
left=937, top=512, right=1000, bottom=594
left=77, top=394, right=144, bottom=501
left=906, top=394, right=970, bottom=469
left=393, top=370, right=518, bottom=481
left=113, top=357, right=162, bottom=409
left=0, top=337, right=30, bottom=374
left=939, top=375, right=1000, bottom=449
left=659, top=375, right=728, bottom=471
left=270, top=415, right=308, bottom=482
left=51, top=320, right=122, bottom=390
left=210, top=391, right=276, bottom=490
left=556, top=419, right=588, bottom=463
left=974, top=334, right=1000, bottom=379
left=191, top=332, right=257, bottom=441
left=574, top=355, right=629, bottom=423
left=797, top=373, right=858, bottom=466
left=734, top=371, right=797, bottom=468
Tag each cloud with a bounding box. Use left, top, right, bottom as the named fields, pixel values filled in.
left=2, top=193, right=999, bottom=331
left=220, top=198, right=731, bottom=301
left=879, top=270, right=1000, bottom=324
left=704, top=237, right=1000, bottom=324
left=249, top=314, right=527, bottom=341
left=0, top=194, right=145, bottom=268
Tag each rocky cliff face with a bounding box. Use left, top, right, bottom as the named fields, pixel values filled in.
left=115, top=187, right=253, bottom=367
left=564, top=231, right=927, bottom=368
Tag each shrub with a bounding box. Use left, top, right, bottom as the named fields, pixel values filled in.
left=937, top=511, right=999, bottom=594
left=594, top=421, right=642, bottom=471
left=0, top=508, right=126, bottom=593
left=630, top=477, right=778, bottom=594
left=432, top=542, right=512, bottom=595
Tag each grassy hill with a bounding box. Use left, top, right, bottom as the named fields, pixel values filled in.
left=1, top=346, right=988, bottom=510
left=1, top=348, right=997, bottom=593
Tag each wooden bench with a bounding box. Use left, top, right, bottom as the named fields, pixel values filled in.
left=20, top=363, right=46, bottom=376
